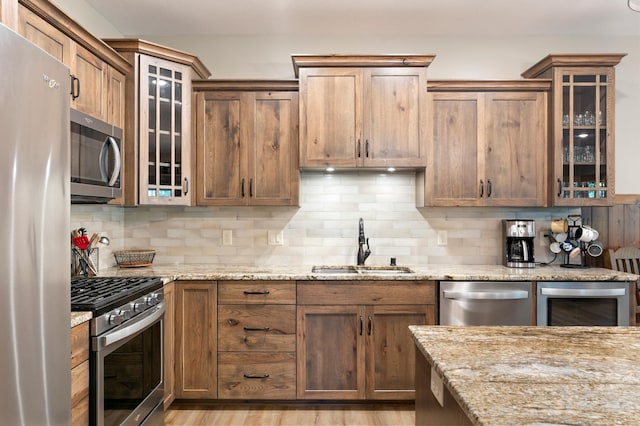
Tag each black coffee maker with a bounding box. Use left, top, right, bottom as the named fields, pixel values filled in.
left=503, top=220, right=535, bottom=268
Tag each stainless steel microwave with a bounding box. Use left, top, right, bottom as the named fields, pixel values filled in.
left=70, top=109, right=123, bottom=203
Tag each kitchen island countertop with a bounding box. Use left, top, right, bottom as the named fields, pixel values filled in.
left=96, top=263, right=638, bottom=282
left=409, top=325, right=640, bottom=425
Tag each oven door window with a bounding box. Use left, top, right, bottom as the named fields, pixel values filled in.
left=103, top=321, right=162, bottom=425
left=548, top=298, right=618, bottom=326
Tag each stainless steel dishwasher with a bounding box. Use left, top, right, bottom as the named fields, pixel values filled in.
left=439, top=281, right=533, bottom=325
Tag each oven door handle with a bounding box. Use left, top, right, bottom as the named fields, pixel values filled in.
left=540, top=288, right=626, bottom=297
left=443, top=290, right=529, bottom=300
left=96, top=302, right=165, bottom=351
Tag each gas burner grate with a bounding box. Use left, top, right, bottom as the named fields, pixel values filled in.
left=71, top=276, right=162, bottom=312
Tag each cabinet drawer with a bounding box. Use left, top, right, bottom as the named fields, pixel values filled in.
left=218, top=352, right=296, bottom=399
left=71, top=359, right=89, bottom=426
left=71, top=322, right=89, bottom=369
left=218, top=281, right=296, bottom=304
left=297, top=281, right=436, bottom=305
left=218, top=305, right=295, bottom=352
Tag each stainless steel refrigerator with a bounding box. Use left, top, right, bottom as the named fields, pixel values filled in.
left=0, top=23, right=71, bottom=425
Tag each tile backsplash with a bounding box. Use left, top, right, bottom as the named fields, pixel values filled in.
left=71, top=171, right=579, bottom=270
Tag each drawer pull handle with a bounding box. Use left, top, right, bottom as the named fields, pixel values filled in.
left=243, top=326, right=270, bottom=332
left=243, top=290, right=270, bottom=295
left=243, top=373, right=269, bottom=379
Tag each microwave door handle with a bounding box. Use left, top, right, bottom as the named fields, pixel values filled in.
left=540, top=288, right=626, bottom=297
left=443, top=290, right=529, bottom=300
left=99, top=136, right=122, bottom=187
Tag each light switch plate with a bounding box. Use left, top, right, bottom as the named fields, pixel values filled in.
left=437, top=230, right=448, bottom=246
left=222, top=230, right=233, bottom=246
left=430, top=366, right=444, bottom=407
left=539, top=231, right=548, bottom=245
left=268, top=230, right=284, bottom=246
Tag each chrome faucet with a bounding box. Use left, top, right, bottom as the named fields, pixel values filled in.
left=357, top=218, right=371, bottom=265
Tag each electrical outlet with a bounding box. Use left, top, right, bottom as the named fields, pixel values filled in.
left=437, top=230, right=448, bottom=246
left=539, top=231, right=548, bottom=245
left=268, top=230, right=284, bottom=246
left=222, top=230, right=233, bottom=246
left=430, top=367, right=444, bottom=407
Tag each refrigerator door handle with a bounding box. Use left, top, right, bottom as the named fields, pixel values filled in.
left=99, top=136, right=122, bottom=187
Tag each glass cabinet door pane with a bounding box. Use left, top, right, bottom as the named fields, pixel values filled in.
left=142, top=59, right=190, bottom=202
left=559, top=72, right=609, bottom=201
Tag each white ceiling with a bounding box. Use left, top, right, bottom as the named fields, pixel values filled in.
left=86, top=0, right=640, bottom=38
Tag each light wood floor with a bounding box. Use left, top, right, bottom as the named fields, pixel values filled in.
left=165, top=403, right=415, bottom=426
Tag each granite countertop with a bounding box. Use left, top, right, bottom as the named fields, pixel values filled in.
left=96, top=263, right=638, bottom=282
left=409, top=325, right=640, bottom=425
left=71, top=311, right=92, bottom=328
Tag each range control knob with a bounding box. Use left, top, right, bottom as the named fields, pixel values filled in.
left=108, top=309, right=131, bottom=325
left=146, top=294, right=160, bottom=306
left=133, top=301, right=148, bottom=313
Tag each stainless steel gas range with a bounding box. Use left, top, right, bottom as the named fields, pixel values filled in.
left=71, top=277, right=165, bottom=426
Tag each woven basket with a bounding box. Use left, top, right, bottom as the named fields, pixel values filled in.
left=113, top=249, right=156, bottom=267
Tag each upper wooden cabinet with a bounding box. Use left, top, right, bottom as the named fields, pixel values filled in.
left=70, top=41, right=107, bottom=120
left=193, top=80, right=299, bottom=206
left=1, top=0, right=18, bottom=30
left=522, top=54, right=626, bottom=206
left=104, top=39, right=210, bottom=206
left=17, top=0, right=130, bottom=125
left=293, top=55, right=434, bottom=169
left=419, top=80, right=550, bottom=207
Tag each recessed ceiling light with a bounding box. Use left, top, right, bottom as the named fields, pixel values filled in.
left=629, top=0, right=640, bottom=12
left=325, top=167, right=335, bottom=172
left=387, top=167, right=396, bottom=172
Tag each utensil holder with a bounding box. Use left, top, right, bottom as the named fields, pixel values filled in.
left=71, top=248, right=99, bottom=277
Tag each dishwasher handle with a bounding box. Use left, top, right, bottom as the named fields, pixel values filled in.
left=540, top=288, right=626, bottom=297
left=443, top=290, right=529, bottom=300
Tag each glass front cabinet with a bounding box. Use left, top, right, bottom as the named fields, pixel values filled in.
left=522, top=54, right=625, bottom=206
left=105, top=39, right=211, bottom=205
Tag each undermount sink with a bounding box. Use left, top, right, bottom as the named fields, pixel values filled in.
left=311, top=265, right=414, bottom=275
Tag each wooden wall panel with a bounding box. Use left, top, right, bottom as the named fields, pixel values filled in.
left=583, top=203, right=640, bottom=268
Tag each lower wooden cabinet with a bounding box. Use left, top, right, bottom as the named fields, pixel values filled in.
left=175, top=281, right=217, bottom=399
left=217, top=281, right=297, bottom=399
left=71, top=322, right=89, bottom=426
left=296, top=281, right=436, bottom=400
left=218, top=352, right=296, bottom=399
left=163, top=281, right=175, bottom=409
left=171, top=279, right=436, bottom=402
